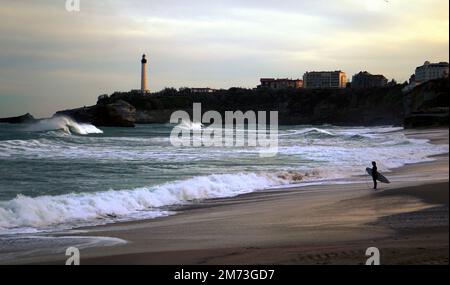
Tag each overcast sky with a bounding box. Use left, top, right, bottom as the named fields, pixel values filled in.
left=0, top=0, right=448, bottom=117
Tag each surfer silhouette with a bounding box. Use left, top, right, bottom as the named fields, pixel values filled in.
left=371, top=161, right=378, bottom=190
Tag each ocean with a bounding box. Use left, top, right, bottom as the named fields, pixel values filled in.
left=0, top=117, right=448, bottom=237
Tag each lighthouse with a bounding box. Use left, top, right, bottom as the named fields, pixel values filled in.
left=141, top=54, right=149, bottom=93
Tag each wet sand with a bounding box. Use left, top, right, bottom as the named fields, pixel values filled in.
left=18, top=129, right=450, bottom=265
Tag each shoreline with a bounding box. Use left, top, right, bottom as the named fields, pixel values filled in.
left=3, top=128, right=449, bottom=265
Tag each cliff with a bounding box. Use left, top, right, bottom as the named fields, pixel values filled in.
left=0, top=113, right=36, bottom=124
left=403, top=78, right=449, bottom=128
left=56, top=85, right=405, bottom=127
left=55, top=100, right=136, bottom=127
left=53, top=78, right=448, bottom=128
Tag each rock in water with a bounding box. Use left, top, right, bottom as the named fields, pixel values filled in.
left=55, top=100, right=136, bottom=127
left=97, top=100, right=136, bottom=127
left=0, top=113, right=36, bottom=124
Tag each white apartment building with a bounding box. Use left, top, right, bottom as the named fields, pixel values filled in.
left=303, top=71, right=347, bottom=89
left=415, top=61, right=449, bottom=83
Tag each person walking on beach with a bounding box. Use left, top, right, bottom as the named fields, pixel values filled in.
left=371, top=161, right=378, bottom=190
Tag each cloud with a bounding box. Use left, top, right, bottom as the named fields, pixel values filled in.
left=0, top=0, right=448, bottom=117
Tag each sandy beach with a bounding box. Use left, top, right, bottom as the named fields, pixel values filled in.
left=1, top=0, right=449, bottom=272
left=8, top=129, right=449, bottom=265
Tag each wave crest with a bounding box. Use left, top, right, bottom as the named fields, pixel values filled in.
left=26, top=116, right=103, bottom=135
left=0, top=172, right=306, bottom=233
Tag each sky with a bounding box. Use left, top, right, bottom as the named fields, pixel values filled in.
left=0, top=0, right=448, bottom=118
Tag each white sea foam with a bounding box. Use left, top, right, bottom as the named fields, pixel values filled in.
left=279, top=127, right=335, bottom=137
left=26, top=116, right=103, bottom=135
left=0, top=172, right=297, bottom=234
left=0, top=235, right=127, bottom=263
left=177, top=120, right=204, bottom=131
left=0, top=124, right=448, bottom=235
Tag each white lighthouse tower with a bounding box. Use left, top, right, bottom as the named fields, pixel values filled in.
left=141, top=54, right=149, bottom=94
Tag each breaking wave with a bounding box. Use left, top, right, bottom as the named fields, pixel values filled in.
left=0, top=171, right=306, bottom=234
left=280, top=128, right=335, bottom=138
left=177, top=121, right=204, bottom=131
left=0, top=123, right=448, bottom=236
left=26, top=116, right=103, bottom=135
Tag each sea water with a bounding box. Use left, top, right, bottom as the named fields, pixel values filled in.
left=0, top=117, right=448, bottom=235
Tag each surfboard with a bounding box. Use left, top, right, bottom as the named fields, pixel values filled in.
left=366, top=167, right=390, bottom=184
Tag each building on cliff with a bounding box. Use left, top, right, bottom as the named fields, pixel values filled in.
left=303, top=71, right=347, bottom=89
left=403, top=61, right=449, bottom=93
left=414, top=61, right=449, bottom=83
left=258, top=78, right=303, bottom=89
left=351, top=71, right=388, bottom=89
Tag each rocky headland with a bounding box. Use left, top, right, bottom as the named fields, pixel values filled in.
left=2, top=78, right=448, bottom=128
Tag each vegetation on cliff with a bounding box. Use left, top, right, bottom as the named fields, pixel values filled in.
left=3, top=78, right=445, bottom=128
left=403, top=78, right=449, bottom=128
left=82, top=83, right=407, bottom=127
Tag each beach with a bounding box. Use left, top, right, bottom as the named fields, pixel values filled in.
left=1, top=0, right=449, bottom=271
left=12, top=128, right=446, bottom=265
